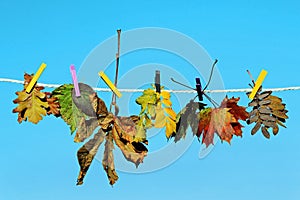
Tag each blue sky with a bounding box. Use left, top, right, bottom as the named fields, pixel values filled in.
left=1, top=1, right=300, bottom=200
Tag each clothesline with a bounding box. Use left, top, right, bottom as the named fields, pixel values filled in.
left=1, top=78, right=300, bottom=93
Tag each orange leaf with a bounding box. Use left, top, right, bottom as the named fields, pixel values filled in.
left=220, top=96, right=249, bottom=120
left=197, top=97, right=248, bottom=147
left=45, top=92, right=61, bottom=117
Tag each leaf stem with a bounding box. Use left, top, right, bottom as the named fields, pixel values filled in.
left=170, top=78, right=195, bottom=90
left=110, top=29, right=121, bottom=114
left=203, top=93, right=219, bottom=108
left=202, top=59, right=218, bottom=91
left=247, top=69, right=255, bottom=87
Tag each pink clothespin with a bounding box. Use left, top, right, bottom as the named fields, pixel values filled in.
left=70, top=64, right=81, bottom=97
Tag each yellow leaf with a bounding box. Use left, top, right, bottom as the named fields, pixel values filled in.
left=154, top=106, right=167, bottom=128
left=166, top=119, right=176, bottom=138
left=161, top=91, right=171, bottom=100
left=165, top=107, right=177, bottom=120
left=144, top=115, right=153, bottom=128
left=23, top=98, right=48, bottom=124
left=162, top=98, right=172, bottom=107
left=13, top=87, right=49, bottom=124
left=148, top=104, right=156, bottom=118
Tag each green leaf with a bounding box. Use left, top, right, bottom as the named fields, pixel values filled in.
left=136, top=88, right=177, bottom=139
left=135, top=88, right=158, bottom=115
left=52, top=84, right=85, bottom=134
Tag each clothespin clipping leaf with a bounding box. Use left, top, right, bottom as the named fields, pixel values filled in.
left=26, top=63, right=47, bottom=93
left=248, top=69, right=268, bottom=100
left=70, top=65, right=81, bottom=97
left=12, top=73, right=60, bottom=124
left=99, top=71, right=122, bottom=98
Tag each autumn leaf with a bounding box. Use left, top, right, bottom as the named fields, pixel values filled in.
left=45, top=92, right=60, bottom=117
left=76, top=129, right=105, bottom=185
left=114, top=115, right=147, bottom=143
left=153, top=103, right=177, bottom=139
left=12, top=73, right=49, bottom=124
left=153, top=104, right=166, bottom=128
left=136, top=87, right=177, bottom=139
left=135, top=88, right=158, bottom=116
left=69, top=84, right=148, bottom=185
left=89, top=92, right=108, bottom=117
left=98, top=113, right=114, bottom=130
left=197, top=108, right=214, bottom=146
left=198, top=108, right=233, bottom=146
left=220, top=96, right=249, bottom=121
left=197, top=96, right=248, bottom=147
left=74, top=118, right=99, bottom=143
left=52, top=84, right=85, bottom=133
left=112, top=125, right=148, bottom=167
left=174, top=100, right=206, bottom=142
left=220, top=96, right=249, bottom=137
left=102, top=132, right=118, bottom=185
left=246, top=88, right=288, bottom=138
left=73, top=91, right=108, bottom=143
left=157, top=90, right=177, bottom=138
left=72, top=83, right=101, bottom=117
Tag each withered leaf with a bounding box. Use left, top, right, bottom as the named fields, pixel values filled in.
left=260, top=114, right=276, bottom=122
left=247, top=115, right=259, bottom=124
left=273, top=123, right=279, bottom=135
left=258, top=107, right=271, bottom=114
left=247, top=88, right=288, bottom=138
left=259, top=99, right=271, bottom=106
left=261, top=126, right=270, bottom=139
left=114, top=116, right=147, bottom=143
left=262, top=121, right=276, bottom=127
left=249, top=100, right=258, bottom=107
left=45, top=92, right=61, bottom=117
left=272, top=110, right=288, bottom=119
left=258, top=91, right=272, bottom=99
left=251, top=121, right=261, bottom=135
left=174, top=100, right=205, bottom=142
left=99, top=113, right=114, bottom=130
left=249, top=109, right=258, bottom=117
left=12, top=73, right=49, bottom=124
left=276, top=119, right=287, bottom=128
left=74, top=118, right=99, bottom=143
left=102, top=132, right=118, bottom=185
left=112, top=126, right=147, bottom=167
left=89, top=93, right=108, bottom=116
left=72, top=83, right=99, bottom=117
left=76, top=129, right=105, bottom=185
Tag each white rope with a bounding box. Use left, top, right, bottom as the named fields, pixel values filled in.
left=1, top=78, right=300, bottom=93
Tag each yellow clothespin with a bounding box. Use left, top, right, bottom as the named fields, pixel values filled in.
left=99, top=71, right=122, bottom=98
left=26, top=63, right=47, bottom=93
left=248, top=69, right=268, bottom=100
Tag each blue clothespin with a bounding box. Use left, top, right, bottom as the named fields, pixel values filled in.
left=195, top=78, right=203, bottom=101
left=155, top=70, right=161, bottom=93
